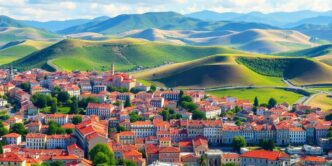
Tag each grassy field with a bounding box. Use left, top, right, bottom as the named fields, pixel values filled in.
left=8, top=38, right=244, bottom=71
left=0, top=40, right=53, bottom=65
left=207, top=88, right=303, bottom=104
left=308, top=94, right=332, bottom=112
left=134, top=54, right=285, bottom=88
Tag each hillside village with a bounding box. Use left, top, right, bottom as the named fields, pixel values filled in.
left=0, top=67, right=330, bottom=166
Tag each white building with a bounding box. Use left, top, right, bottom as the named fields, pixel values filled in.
left=45, top=114, right=69, bottom=125
left=46, top=134, right=70, bottom=149
left=289, top=127, right=306, bottom=145
left=1, top=133, right=22, bottom=145
left=86, top=103, right=114, bottom=120
left=130, top=121, right=155, bottom=138
left=26, top=133, right=47, bottom=149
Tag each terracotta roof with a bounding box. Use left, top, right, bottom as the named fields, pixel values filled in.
left=26, top=133, right=46, bottom=139
left=159, top=147, right=180, bottom=153
left=241, top=150, right=289, bottom=161
left=303, top=156, right=326, bottom=163
left=2, top=133, right=21, bottom=138
left=0, top=152, right=25, bottom=162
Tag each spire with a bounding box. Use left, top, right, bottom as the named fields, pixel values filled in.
left=111, top=63, right=115, bottom=75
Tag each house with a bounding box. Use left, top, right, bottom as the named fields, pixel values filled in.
left=193, top=136, right=209, bottom=156
left=240, top=150, right=290, bottom=166
left=130, top=121, right=155, bottom=138
left=145, top=144, right=159, bottom=165
left=115, top=131, right=135, bottom=145
left=67, top=144, right=84, bottom=159
left=181, top=154, right=199, bottom=166
left=303, top=156, right=326, bottom=166
left=159, top=137, right=171, bottom=147
left=0, top=152, right=26, bottom=166
left=150, top=97, right=165, bottom=108
left=289, top=127, right=306, bottom=145
left=92, top=85, right=107, bottom=94
left=221, top=153, right=240, bottom=165
left=158, top=147, right=180, bottom=163
left=62, top=84, right=80, bottom=97
left=45, top=114, right=69, bottom=125
left=1, top=133, right=22, bottom=145
left=46, top=134, right=71, bottom=149
left=26, top=133, right=47, bottom=149
left=86, top=103, right=114, bottom=120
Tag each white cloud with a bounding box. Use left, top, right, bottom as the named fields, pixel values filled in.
left=1, top=0, right=332, bottom=21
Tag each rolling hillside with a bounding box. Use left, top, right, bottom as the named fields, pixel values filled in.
left=7, top=38, right=243, bottom=71
left=0, top=15, right=27, bottom=28
left=59, top=12, right=276, bottom=35
left=121, top=28, right=317, bottom=53
left=134, top=55, right=332, bottom=88
left=0, top=40, right=53, bottom=65
left=133, top=55, right=284, bottom=88
left=0, top=27, right=60, bottom=45
left=236, top=57, right=332, bottom=85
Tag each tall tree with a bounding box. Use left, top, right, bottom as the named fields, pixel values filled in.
left=72, top=115, right=82, bottom=125
left=70, top=97, right=79, bottom=114
left=254, top=96, right=259, bottom=107
left=232, top=136, right=246, bottom=152
left=10, top=123, right=27, bottom=137
left=124, top=97, right=132, bottom=108
left=268, top=98, right=277, bottom=108
left=90, top=144, right=116, bottom=166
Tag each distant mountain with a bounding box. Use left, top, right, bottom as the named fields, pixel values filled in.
left=186, top=10, right=332, bottom=27
left=59, top=12, right=277, bottom=35
left=0, top=15, right=27, bottom=28
left=287, top=16, right=332, bottom=27
left=0, top=27, right=60, bottom=45
left=277, top=44, right=332, bottom=57
left=121, top=28, right=317, bottom=53
left=22, top=16, right=110, bottom=32
left=293, top=24, right=332, bottom=41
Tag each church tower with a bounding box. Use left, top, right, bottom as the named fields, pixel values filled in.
left=111, top=63, right=115, bottom=75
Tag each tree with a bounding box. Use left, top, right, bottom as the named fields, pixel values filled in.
left=326, top=113, right=332, bottom=121
left=93, top=152, right=110, bottom=165
left=149, top=85, right=156, bottom=93
left=129, top=112, right=142, bottom=122
left=124, top=97, right=132, bottom=108
left=254, top=96, right=259, bottom=107
left=50, top=100, right=57, bottom=114
left=90, top=144, right=116, bottom=166
left=78, top=96, right=99, bottom=108
left=0, top=122, right=9, bottom=137
left=232, top=136, right=246, bottom=152
left=267, top=139, right=275, bottom=151
left=50, top=161, right=64, bottom=166
left=117, top=125, right=126, bottom=132
left=199, top=154, right=208, bottom=166
left=70, top=97, right=79, bottom=114
left=20, top=82, right=30, bottom=92
left=192, top=110, right=206, bottom=120
left=268, top=98, right=277, bottom=108
left=72, top=115, right=82, bottom=125
left=10, top=123, right=27, bottom=136
left=57, top=91, right=70, bottom=103
left=65, top=128, right=74, bottom=134
left=48, top=121, right=65, bottom=135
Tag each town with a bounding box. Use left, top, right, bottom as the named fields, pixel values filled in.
left=0, top=66, right=330, bottom=166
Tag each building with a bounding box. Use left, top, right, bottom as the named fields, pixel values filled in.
left=303, top=156, right=326, bottom=166
left=0, top=152, right=26, bottom=166
left=193, top=136, right=209, bottom=156
left=86, top=103, right=114, bottom=120
left=115, top=131, right=135, bottom=145
left=45, top=114, right=69, bottom=125
left=289, top=127, right=306, bottom=145
left=158, top=147, right=180, bottom=164
left=92, top=85, right=107, bottom=94
left=240, top=150, right=290, bottom=166
left=150, top=97, right=165, bottom=108
left=26, top=133, right=47, bottom=149
left=1, top=133, right=22, bottom=145
left=46, top=134, right=71, bottom=149
left=130, top=121, right=155, bottom=138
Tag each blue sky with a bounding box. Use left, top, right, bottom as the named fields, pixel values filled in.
left=1, top=0, right=332, bottom=21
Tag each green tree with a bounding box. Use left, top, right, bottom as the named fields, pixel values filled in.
left=199, top=154, right=208, bottom=166
left=65, top=128, right=74, bottom=134
left=50, top=161, right=64, bottom=166
left=50, top=100, right=57, bottom=113
left=57, top=91, right=70, bottom=103
left=268, top=98, right=277, bottom=108
left=20, top=82, right=30, bottom=92
left=326, top=113, right=332, bottom=121
left=232, top=136, right=246, bottom=152
left=78, top=97, right=99, bottom=108
left=124, top=97, right=132, bottom=108
left=117, top=125, right=126, bottom=132
left=0, top=122, right=9, bottom=137
left=267, top=139, right=275, bottom=151
left=48, top=121, right=65, bottom=135
left=129, top=112, right=142, bottom=122
left=70, top=97, right=79, bottom=114
left=90, top=144, right=116, bottom=166
left=72, top=115, right=82, bottom=125
left=10, top=123, right=27, bottom=136
left=254, top=96, right=259, bottom=107
left=149, top=85, right=156, bottom=93
left=192, top=110, right=206, bottom=120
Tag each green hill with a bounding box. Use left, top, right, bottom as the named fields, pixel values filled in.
left=0, top=27, right=60, bottom=45
left=0, top=15, right=26, bottom=28
left=120, top=28, right=316, bottom=54
left=59, top=12, right=276, bottom=35
left=277, top=44, right=332, bottom=57
left=0, top=40, right=53, bottom=65
left=7, top=38, right=243, bottom=71
left=134, top=55, right=332, bottom=88
left=133, top=55, right=284, bottom=88
left=237, top=57, right=332, bottom=85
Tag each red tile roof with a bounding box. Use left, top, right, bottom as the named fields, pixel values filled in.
left=303, top=156, right=326, bottom=163
left=241, top=150, right=289, bottom=161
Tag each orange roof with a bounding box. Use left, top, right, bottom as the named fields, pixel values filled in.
left=26, top=133, right=46, bottom=139
left=0, top=152, right=25, bottom=162
left=241, top=150, right=289, bottom=161
left=2, top=133, right=21, bottom=138
left=179, top=141, right=192, bottom=147
left=303, top=156, right=326, bottom=163
left=117, top=131, right=135, bottom=137
left=62, top=123, right=75, bottom=129
left=222, top=153, right=239, bottom=159
left=159, top=147, right=180, bottom=153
